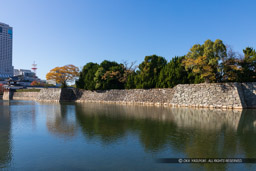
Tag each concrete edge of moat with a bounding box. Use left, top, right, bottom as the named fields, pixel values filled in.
left=2, top=82, right=256, bottom=109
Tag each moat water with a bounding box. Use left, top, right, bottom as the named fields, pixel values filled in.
left=0, top=100, right=256, bottom=170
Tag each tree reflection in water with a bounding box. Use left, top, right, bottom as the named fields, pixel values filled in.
left=46, top=103, right=78, bottom=138
left=73, top=103, right=256, bottom=170
left=43, top=102, right=256, bottom=170
left=2, top=100, right=255, bottom=170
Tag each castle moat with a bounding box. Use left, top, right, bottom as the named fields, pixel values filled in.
left=1, top=100, right=256, bottom=170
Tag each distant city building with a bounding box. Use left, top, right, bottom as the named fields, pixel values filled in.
left=6, top=68, right=47, bottom=88
left=13, top=69, right=39, bottom=85
left=0, top=22, right=13, bottom=79
left=14, top=69, right=36, bottom=78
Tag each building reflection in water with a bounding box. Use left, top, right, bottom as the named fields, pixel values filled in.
left=0, top=101, right=12, bottom=168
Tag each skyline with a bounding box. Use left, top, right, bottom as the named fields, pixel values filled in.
left=0, top=0, right=256, bottom=79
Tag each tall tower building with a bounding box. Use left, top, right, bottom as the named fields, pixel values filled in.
left=0, top=22, right=13, bottom=78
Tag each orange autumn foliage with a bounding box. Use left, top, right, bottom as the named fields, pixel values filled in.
left=31, top=81, right=45, bottom=86
left=46, top=64, right=79, bottom=86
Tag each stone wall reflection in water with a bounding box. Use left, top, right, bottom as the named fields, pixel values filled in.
left=2, top=101, right=255, bottom=170
left=0, top=101, right=11, bottom=168
left=71, top=103, right=256, bottom=170
left=39, top=103, right=78, bottom=138
left=41, top=102, right=256, bottom=157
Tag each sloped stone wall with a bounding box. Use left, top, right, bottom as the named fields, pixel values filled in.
left=4, top=82, right=256, bottom=109
left=2, top=90, right=12, bottom=100
left=36, top=88, right=62, bottom=101
left=60, top=88, right=78, bottom=101
left=13, top=92, right=39, bottom=100
left=76, top=89, right=174, bottom=106
left=36, top=88, right=78, bottom=102
left=241, top=83, right=256, bottom=108
left=171, top=83, right=247, bottom=109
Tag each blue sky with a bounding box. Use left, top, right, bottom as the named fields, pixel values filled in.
left=0, top=0, right=256, bottom=79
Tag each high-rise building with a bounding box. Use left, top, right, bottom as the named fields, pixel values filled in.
left=0, top=22, right=13, bottom=78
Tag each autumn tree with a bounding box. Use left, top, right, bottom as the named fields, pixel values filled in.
left=31, top=81, right=38, bottom=86
left=46, top=64, right=79, bottom=88
left=183, top=39, right=227, bottom=83
left=31, top=80, right=45, bottom=86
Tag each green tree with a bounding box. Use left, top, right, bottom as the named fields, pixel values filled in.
left=183, top=39, right=227, bottom=83
left=157, top=56, right=192, bottom=88
left=123, top=61, right=137, bottom=89
left=125, top=72, right=137, bottom=89
left=135, top=55, right=167, bottom=89
left=94, top=60, right=125, bottom=90
left=219, top=46, right=240, bottom=82
left=239, top=47, right=256, bottom=82
left=76, top=62, right=99, bottom=90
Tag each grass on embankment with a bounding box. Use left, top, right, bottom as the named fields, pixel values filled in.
left=16, top=89, right=41, bottom=92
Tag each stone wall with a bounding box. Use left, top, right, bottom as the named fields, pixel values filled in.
left=3, top=82, right=256, bottom=109
left=13, top=92, right=39, bottom=100
left=76, top=82, right=255, bottom=109
left=241, top=83, right=256, bottom=108
left=36, top=88, right=62, bottom=101
left=36, top=88, right=79, bottom=102
left=76, top=89, right=174, bottom=106
left=2, top=90, right=10, bottom=100
left=171, top=83, right=247, bottom=109
left=2, top=89, right=14, bottom=100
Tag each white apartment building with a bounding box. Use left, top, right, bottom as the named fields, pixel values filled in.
left=0, top=22, right=13, bottom=78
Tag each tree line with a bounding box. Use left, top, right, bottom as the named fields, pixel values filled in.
left=47, top=39, right=256, bottom=89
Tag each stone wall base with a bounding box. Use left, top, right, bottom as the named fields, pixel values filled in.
left=3, top=82, right=256, bottom=109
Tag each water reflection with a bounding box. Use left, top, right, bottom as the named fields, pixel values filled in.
left=45, top=103, right=78, bottom=138
left=72, top=103, right=256, bottom=170
left=1, top=101, right=256, bottom=170
left=49, top=102, right=256, bottom=158
left=0, top=101, right=11, bottom=168
left=237, top=110, right=256, bottom=159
